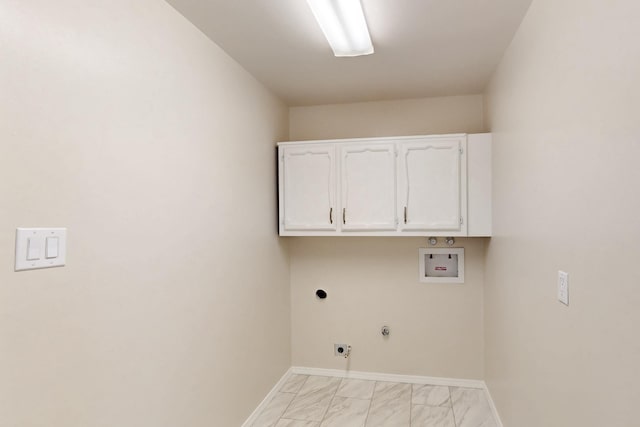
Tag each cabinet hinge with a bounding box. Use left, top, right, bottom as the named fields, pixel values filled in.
left=459, top=148, right=463, bottom=155
left=460, top=216, right=464, bottom=225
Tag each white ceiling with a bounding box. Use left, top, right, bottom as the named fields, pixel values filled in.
left=166, top=0, right=532, bottom=106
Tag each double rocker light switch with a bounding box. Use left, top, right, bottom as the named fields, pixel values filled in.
left=15, top=228, right=67, bottom=271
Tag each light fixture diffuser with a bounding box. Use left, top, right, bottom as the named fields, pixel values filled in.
left=307, top=0, right=374, bottom=57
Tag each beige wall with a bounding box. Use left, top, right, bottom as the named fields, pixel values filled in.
left=484, top=0, right=640, bottom=425
left=0, top=1, right=290, bottom=426
left=290, top=95, right=485, bottom=140
left=288, top=96, right=488, bottom=379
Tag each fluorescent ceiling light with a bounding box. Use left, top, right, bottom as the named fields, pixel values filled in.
left=307, top=0, right=374, bottom=57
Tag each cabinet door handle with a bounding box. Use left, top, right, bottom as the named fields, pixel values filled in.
left=404, top=206, right=407, bottom=224
left=329, top=208, right=333, bottom=224
left=343, top=208, right=346, bottom=224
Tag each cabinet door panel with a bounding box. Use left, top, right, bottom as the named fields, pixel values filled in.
left=399, top=139, right=463, bottom=231
left=282, top=145, right=336, bottom=231
left=340, top=143, right=396, bottom=230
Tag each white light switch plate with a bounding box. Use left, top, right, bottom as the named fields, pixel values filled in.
left=15, top=228, right=67, bottom=271
left=558, top=270, right=569, bottom=305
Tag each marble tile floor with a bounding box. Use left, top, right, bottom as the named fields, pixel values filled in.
left=251, top=374, right=498, bottom=427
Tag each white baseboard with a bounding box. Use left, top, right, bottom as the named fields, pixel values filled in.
left=241, top=367, right=292, bottom=427
left=290, top=366, right=486, bottom=389
left=483, top=385, right=504, bottom=427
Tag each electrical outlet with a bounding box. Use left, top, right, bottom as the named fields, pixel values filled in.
left=334, top=344, right=350, bottom=357
left=558, top=270, right=569, bottom=306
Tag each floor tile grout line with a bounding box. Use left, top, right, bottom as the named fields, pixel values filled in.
left=284, top=374, right=307, bottom=395
left=275, top=375, right=311, bottom=426
left=449, top=386, right=460, bottom=427
left=251, top=390, right=297, bottom=427
left=409, top=382, right=414, bottom=427
left=361, top=380, right=379, bottom=427
left=447, top=385, right=457, bottom=427
left=367, top=380, right=413, bottom=427
left=317, top=376, right=343, bottom=425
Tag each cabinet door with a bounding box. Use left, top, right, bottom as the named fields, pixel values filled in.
left=340, top=143, right=396, bottom=231
left=281, top=144, right=337, bottom=231
left=398, top=138, right=466, bottom=232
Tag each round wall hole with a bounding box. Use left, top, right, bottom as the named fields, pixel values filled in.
left=315, top=289, right=327, bottom=299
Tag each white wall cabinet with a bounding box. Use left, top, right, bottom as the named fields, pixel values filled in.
left=398, top=137, right=466, bottom=234
left=340, top=143, right=396, bottom=231
left=280, top=144, right=337, bottom=231
left=278, top=133, right=491, bottom=237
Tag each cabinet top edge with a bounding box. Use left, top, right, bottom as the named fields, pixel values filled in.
left=277, top=133, right=487, bottom=146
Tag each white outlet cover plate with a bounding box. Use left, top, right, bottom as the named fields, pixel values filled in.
left=15, top=228, right=67, bottom=271
left=558, top=270, right=569, bottom=305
